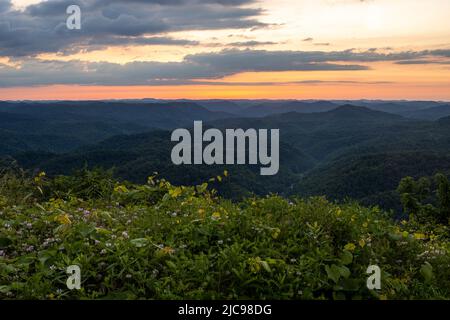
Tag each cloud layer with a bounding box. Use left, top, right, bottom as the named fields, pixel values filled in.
left=2, top=48, right=450, bottom=87
left=1, top=0, right=450, bottom=89
left=0, top=0, right=265, bottom=57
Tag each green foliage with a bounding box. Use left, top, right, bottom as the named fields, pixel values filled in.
left=0, top=171, right=449, bottom=300
left=398, top=173, right=450, bottom=224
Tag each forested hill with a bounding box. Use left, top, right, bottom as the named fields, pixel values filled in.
left=1, top=101, right=448, bottom=212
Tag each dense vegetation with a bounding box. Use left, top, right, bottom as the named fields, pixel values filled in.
left=6, top=103, right=450, bottom=213
left=1, top=169, right=449, bottom=300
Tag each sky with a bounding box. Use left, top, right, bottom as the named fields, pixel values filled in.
left=0, top=0, right=450, bottom=100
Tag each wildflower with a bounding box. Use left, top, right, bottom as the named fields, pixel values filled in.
left=122, top=231, right=129, bottom=239
left=211, top=212, right=221, bottom=221
left=125, top=274, right=132, bottom=279
left=100, top=249, right=107, bottom=255
left=160, top=246, right=175, bottom=255
left=248, top=257, right=262, bottom=273
left=344, top=243, right=356, bottom=252
left=105, top=242, right=112, bottom=248
left=171, top=212, right=178, bottom=217
left=271, top=228, right=281, bottom=239
left=359, top=239, right=366, bottom=248
left=414, top=233, right=427, bottom=240
left=55, top=214, right=71, bottom=225
left=56, top=289, right=63, bottom=295
left=26, top=245, right=34, bottom=252
left=217, top=240, right=224, bottom=245
left=26, top=222, right=33, bottom=229
left=49, top=265, right=56, bottom=271
left=290, top=258, right=297, bottom=263
left=0, top=250, right=5, bottom=257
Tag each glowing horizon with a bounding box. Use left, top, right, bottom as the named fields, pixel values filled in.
left=1, top=0, right=450, bottom=100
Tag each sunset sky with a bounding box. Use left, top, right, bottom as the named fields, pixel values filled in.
left=1, top=0, right=450, bottom=100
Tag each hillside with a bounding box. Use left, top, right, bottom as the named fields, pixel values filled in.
left=399, top=104, right=450, bottom=120
left=0, top=101, right=236, bottom=155
left=0, top=170, right=449, bottom=299
left=1, top=101, right=450, bottom=212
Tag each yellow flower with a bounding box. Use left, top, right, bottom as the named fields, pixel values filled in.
left=160, top=246, right=175, bottom=255
left=362, top=222, right=368, bottom=228
left=114, top=185, right=128, bottom=193
left=359, top=239, right=366, bottom=248
left=211, top=212, right=221, bottom=221
left=55, top=214, right=71, bottom=225
left=344, top=243, right=356, bottom=252
left=248, top=257, right=262, bottom=273
left=414, top=233, right=427, bottom=240
left=271, top=228, right=281, bottom=240
left=169, top=187, right=182, bottom=198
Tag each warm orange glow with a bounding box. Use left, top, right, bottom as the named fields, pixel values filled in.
left=1, top=81, right=450, bottom=101
left=4, top=0, right=450, bottom=100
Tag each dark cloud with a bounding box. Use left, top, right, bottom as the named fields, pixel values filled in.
left=0, top=0, right=11, bottom=13
left=302, top=37, right=313, bottom=42
left=228, top=41, right=277, bottom=47
left=3, top=47, right=450, bottom=87
left=0, top=0, right=265, bottom=57
left=0, top=49, right=373, bottom=87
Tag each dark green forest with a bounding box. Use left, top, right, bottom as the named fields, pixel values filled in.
left=1, top=101, right=449, bottom=213
left=1, top=99, right=450, bottom=300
